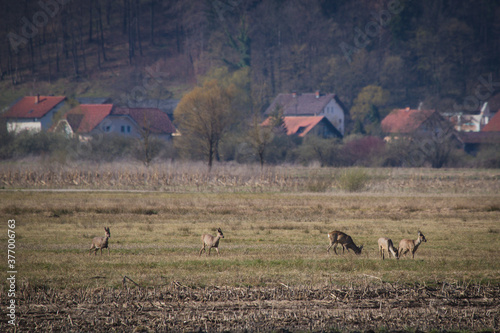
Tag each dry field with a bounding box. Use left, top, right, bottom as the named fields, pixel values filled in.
left=0, top=163, right=499, bottom=332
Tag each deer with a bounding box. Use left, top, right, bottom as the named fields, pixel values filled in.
left=327, top=231, right=363, bottom=255
left=398, top=231, right=427, bottom=259
left=199, top=228, right=224, bottom=257
left=89, top=227, right=111, bottom=256
left=378, top=237, right=399, bottom=260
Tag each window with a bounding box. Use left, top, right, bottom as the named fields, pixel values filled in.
left=121, top=125, right=125, bottom=133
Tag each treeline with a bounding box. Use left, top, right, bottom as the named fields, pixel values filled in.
left=1, top=126, right=499, bottom=168
left=2, top=0, right=500, bottom=115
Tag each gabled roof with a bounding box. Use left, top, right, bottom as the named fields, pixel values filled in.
left=381, top=108, right=436, bottom=134
left=262, top=116, right=341, bottom=138
left=482, top=112, right=500, bottom=132
left=63, top=104, right=114, bottom=133
left=2, top=96, right=66, bottom=119
left=264, top=93, right=344, bottom=116
left=459, top=131, right=500, bottom=144
left=112, top=107, right=176, bottom=134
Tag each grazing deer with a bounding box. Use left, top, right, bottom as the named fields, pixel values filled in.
left=199, top=228, right=224, bottom=257
left=398, top=231, right=427, bottom=259
left=89, top=227, right=111, bottom=256
left=327, top=231, right=363, bottom=255
left=378, top=237, right=399, bottom=260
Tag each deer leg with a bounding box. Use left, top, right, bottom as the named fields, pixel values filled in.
left=208, top=248, right=211, bottom=256
left=199, top=245, right=205, bottom=257
left=327, top=243, right=333, bottom=253
left=215, top=248, right=220, bottom=256
left=333, top=243, right=338, bottom=255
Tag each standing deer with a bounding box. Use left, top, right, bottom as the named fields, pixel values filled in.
left=378, top=237, right=399, bottom=260
left=89, top=227, right=111, bottom=256
left=199, top=228, right=224, bottom=257
left=327, top=231, right=363, bottom=255
left=398, top=231, right=427, bottom=259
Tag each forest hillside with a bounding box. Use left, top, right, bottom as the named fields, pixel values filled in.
left=1, top=0, right=500, bottom=122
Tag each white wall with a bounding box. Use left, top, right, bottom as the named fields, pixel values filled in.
left=321, top=100, right=345, bottom=135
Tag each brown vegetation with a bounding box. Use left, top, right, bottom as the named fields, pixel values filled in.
left=1, top=282, right=498, bottom=332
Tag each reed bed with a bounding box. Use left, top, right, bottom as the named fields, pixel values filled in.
left=0, top=160, right=499, bottom=194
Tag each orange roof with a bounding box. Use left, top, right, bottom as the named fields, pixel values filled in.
left=381, top=108, right=436, bottom=133
left=2, top=96, right=66, bottom=118
left=483, top=112, right=500, bottom=132
left=262, top=116, right=330, bottom=137
left=64, top=104, right=113, bottom=133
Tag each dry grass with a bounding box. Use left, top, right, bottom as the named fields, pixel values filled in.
left=0, top=163, right=499, bottom=331
left=0, top=160, right=499, bottom=194
left=0, top=189, right=498, bottom=290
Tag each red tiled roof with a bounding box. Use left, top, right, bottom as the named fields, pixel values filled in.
left=459, top=131, right=500, bottom=144
left=264, top=93, right=343, bottom=116
left=482, top=112, right=500, bottom=132
left=112, top=107, right=176, bottom=134
left=2, top=96, right=66, bottom=118
left=64, top=104, right=114, bottom=133
left=262, top=116, right=331, bottom=137
left=381, top=108, right=436, bottom=134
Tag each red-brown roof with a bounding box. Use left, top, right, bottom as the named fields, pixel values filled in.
left=381, top=108, right=436, bottom=133
left=264, top=93, right=344, bottom=116
left=64, top=104, right=114, bottom=133
left=262, top=116, right=335, bottom=137
left=459, top=131, right=500, bottom=144
left=482, top=112, right=500, bottom=132
left=2, top=96, right=66, bottom=119
left=112, top=107, right=176, bottom=134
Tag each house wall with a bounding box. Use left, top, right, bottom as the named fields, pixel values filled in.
left=7, top=119, right=42, bottom=133
left=97, top=116, right=140, bottom=137
left=97, top=115, right=172, bottom=140
left=321, top=100, right=344, bottom=135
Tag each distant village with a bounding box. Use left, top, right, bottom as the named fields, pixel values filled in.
left=2, top=91, right=500, bottom=160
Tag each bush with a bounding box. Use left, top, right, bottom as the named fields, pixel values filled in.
left=337, top=168, right=369, bottom=192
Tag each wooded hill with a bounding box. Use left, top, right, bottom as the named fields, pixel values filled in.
left=1, top=0, right=500, bottom=124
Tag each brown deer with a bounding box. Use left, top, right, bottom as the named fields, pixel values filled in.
left=199, top=228, right=224, bottom=257
left=89, top=227, right=111, bottom=256
left=378, top=237, right=399, bottom=260
left=398, top=231, right=427, bottom=259
left=327, top=231, right=363, bottom=255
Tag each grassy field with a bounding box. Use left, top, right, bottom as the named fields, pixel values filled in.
left=0, top=165, right=499, bottom=331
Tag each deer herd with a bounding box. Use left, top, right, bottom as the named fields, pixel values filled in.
left=89, top=226, right=427, bottom=259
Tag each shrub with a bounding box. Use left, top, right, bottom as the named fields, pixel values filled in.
left=337, top=168, right=369, bottom=192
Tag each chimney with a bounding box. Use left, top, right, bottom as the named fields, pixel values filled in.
left=35, top=94, right=40, bottom=104
left=315, top=90, right=320, bottom=99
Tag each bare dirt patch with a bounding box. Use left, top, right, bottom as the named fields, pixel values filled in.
left=2, top=282, right=498, bottom=332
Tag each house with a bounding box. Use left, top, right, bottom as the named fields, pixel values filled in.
left=482, top=109, right=500, bottom=132
left=117, top=98, right=179, bottom=122
left=1, top=95, right=66, bottom=133
left=264, top=91, right=346, bottom=135
left=261, top=116, right=342, bottom=139
left=381, top=107, right=454, bottom=138
left=51, top=104, right=114, bottom=140
left=458, top=111, right=500, bottom=154
left=459, top=131, right=500, bottom=154
left=444, top=102, right=491, bottom=132
left=104, top=107, right=177, bottom=140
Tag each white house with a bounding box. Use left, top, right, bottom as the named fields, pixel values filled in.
left=1, top=95, right=66, bottom=133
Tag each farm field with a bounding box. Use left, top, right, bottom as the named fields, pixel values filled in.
left=0, top=164, right=499, bottom=332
